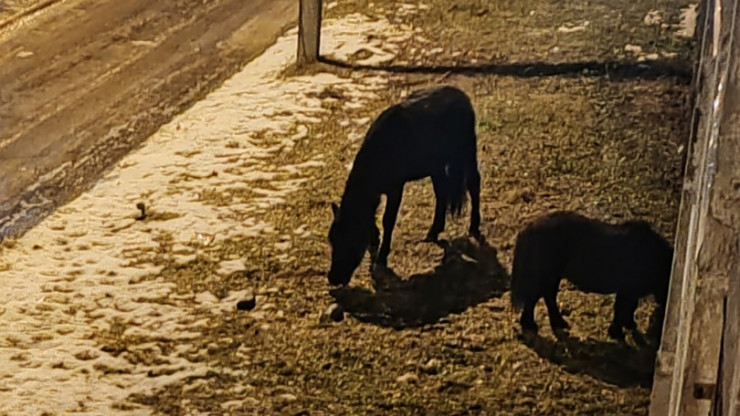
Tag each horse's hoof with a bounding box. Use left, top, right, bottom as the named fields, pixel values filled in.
left=371, top=262, right=389, bottom=276
left=550, top=318, right=571, bottom=331
left=631, top=331, right=648, bottom=347
left=608, top=325, right=626, bottom=342
left=522, top=325, right=538, bottom=334
left=520, top=318, right=539, bottom=334
left=469, top=229, right=485, bottom=243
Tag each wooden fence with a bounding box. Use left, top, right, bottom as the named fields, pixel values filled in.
left=649, top=0, right=740, bottom=414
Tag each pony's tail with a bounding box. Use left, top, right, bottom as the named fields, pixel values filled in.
left=510, top=232, right=534, bottom=312
left=445, top=159, right=468, bottom=218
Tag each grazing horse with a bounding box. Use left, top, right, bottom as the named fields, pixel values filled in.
left=327, top=85, right=483, bottom=286
left=510, top=211, right=674, bottom=341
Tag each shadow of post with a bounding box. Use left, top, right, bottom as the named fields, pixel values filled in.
left=318, top=57, right=693, bottom=83
left=330, top=237, right=509, bottom=329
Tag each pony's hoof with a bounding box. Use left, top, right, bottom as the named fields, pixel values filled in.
left=631, top=331, right=648, bottom=347
left=520, top=319, right=539, bottom=334
left=550, top=319, right=571, bottom=331
left=608, top=325, right=626, bottom=342
left=370, top=261, right=389, bottom=277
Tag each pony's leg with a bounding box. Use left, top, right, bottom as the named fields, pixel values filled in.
left=367, top=222, right=380, bottom=266
left=544, top=282, right=570, bottom=330
left=425, top=174, right=447, bottom=242
left=466, top=166, right=482, bottom=240
left=520, top=297, right=539, bottom=333
left=608, top=293, right=638, bottom=341
left=376, top=186, right=403, bottom=267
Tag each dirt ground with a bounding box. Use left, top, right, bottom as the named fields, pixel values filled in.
left=0, top=0, right=696, bottom=414
left=131, top=0, right=693, bottom=414
left=0, top=0, right=297, bottom=238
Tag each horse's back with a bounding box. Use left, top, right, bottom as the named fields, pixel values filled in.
left=371, top=85, right=475, bottom=144
left=514, top=211, right=587, bottom=272
left=355, top=85, right=477, bottom=186
left=401, top=85, right=473, bottom=113
left=548, top=213, right=670, bottom=294
left=516, top=211, right=667, bottom=294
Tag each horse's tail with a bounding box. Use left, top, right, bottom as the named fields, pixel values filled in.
left=445, top=158, right=468, bottom=218
left=445, top=125, right=477, bottom=218
left=510, top=230, right=536, bottom=312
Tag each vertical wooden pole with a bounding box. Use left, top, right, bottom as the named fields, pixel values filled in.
left=297, top=0, right=322, bottom=65
left=649, top=0, right=714, bottom=411
left=649, top=0, right=740, bottom=414
left=721, top=250, right=740, bottom=416
left=716, top=2, right=740, bottom=412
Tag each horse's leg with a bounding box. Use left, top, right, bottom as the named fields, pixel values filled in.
left=367, top=221, right=380, bottom=265
left=520, top=297, right=539, bottom=333
left=608, top=293, right=638, bottom=341
left=544, top=280, right=570, bottom=330
left=375, top=186, right=404, bottom=267
left=467, top=166, right=482, bottom=240
left=424, top=173, right=447, bottom=242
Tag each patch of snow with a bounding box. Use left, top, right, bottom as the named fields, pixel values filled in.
left=644, top=10, right=662, bottom=26
left=625, top=44, right=643, bottom=54
left=676, top=3, right=698, bottom=38
left=0, top=12, right=413, bottom=416
left=557, top=21, right=589, bottom=33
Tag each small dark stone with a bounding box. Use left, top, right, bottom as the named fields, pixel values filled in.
left=135, top=202, right=147, bottom=220
left=236, top=295, right=256, bottom=311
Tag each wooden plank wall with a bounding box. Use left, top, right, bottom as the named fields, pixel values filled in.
left=649, top=0, right=740, bottom=414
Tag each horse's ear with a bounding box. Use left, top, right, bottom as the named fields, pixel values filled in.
left=330, top=203, right=339, bottom=218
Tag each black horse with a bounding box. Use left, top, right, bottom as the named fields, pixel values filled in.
left=510, top=211, right=674, bottom=341
left=327, top=85, right=482, bottom=286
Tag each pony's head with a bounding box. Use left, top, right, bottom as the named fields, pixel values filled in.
left=624, top=220, right=675, bottom=306
left=327, top=203, right=368, bottom=286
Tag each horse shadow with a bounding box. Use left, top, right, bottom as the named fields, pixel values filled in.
left=330, top=237, right=509, bottom=329
left=520, top=306, right=665, bottom=388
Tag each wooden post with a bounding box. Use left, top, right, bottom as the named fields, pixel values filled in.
left=721, top=246, right=740, bottom=416
left=715, top=3, right=740, bottom=412
left=649, top=0, right=715, bottom=411
left=649, top=0, right=740, bottom=414
left=297, top=0, right=322, bottom=65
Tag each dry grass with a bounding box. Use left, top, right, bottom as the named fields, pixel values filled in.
left=107, top=0, right=696, bottom=414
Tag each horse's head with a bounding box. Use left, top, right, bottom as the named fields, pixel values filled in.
left=327, top=203, right=367, bottom=286
left=625, top=221, right=675, bottom=306
left=653, top=242, right=675, bottom=307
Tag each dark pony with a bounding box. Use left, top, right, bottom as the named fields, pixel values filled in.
left=510, top=211, right=674, bottom=340
left=327, top=85, right=482, bottom=286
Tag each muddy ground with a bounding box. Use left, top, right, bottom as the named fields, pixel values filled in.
left=0, top=0, right=296, bottom=238
left=1, top=0, right=696, bottom=414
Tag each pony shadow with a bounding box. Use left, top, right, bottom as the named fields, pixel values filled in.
left=520, top=306, right=665, bottom=388
left=330, top=237, right=509, bottom=329
left=319, top=57, right=692, bottom=84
